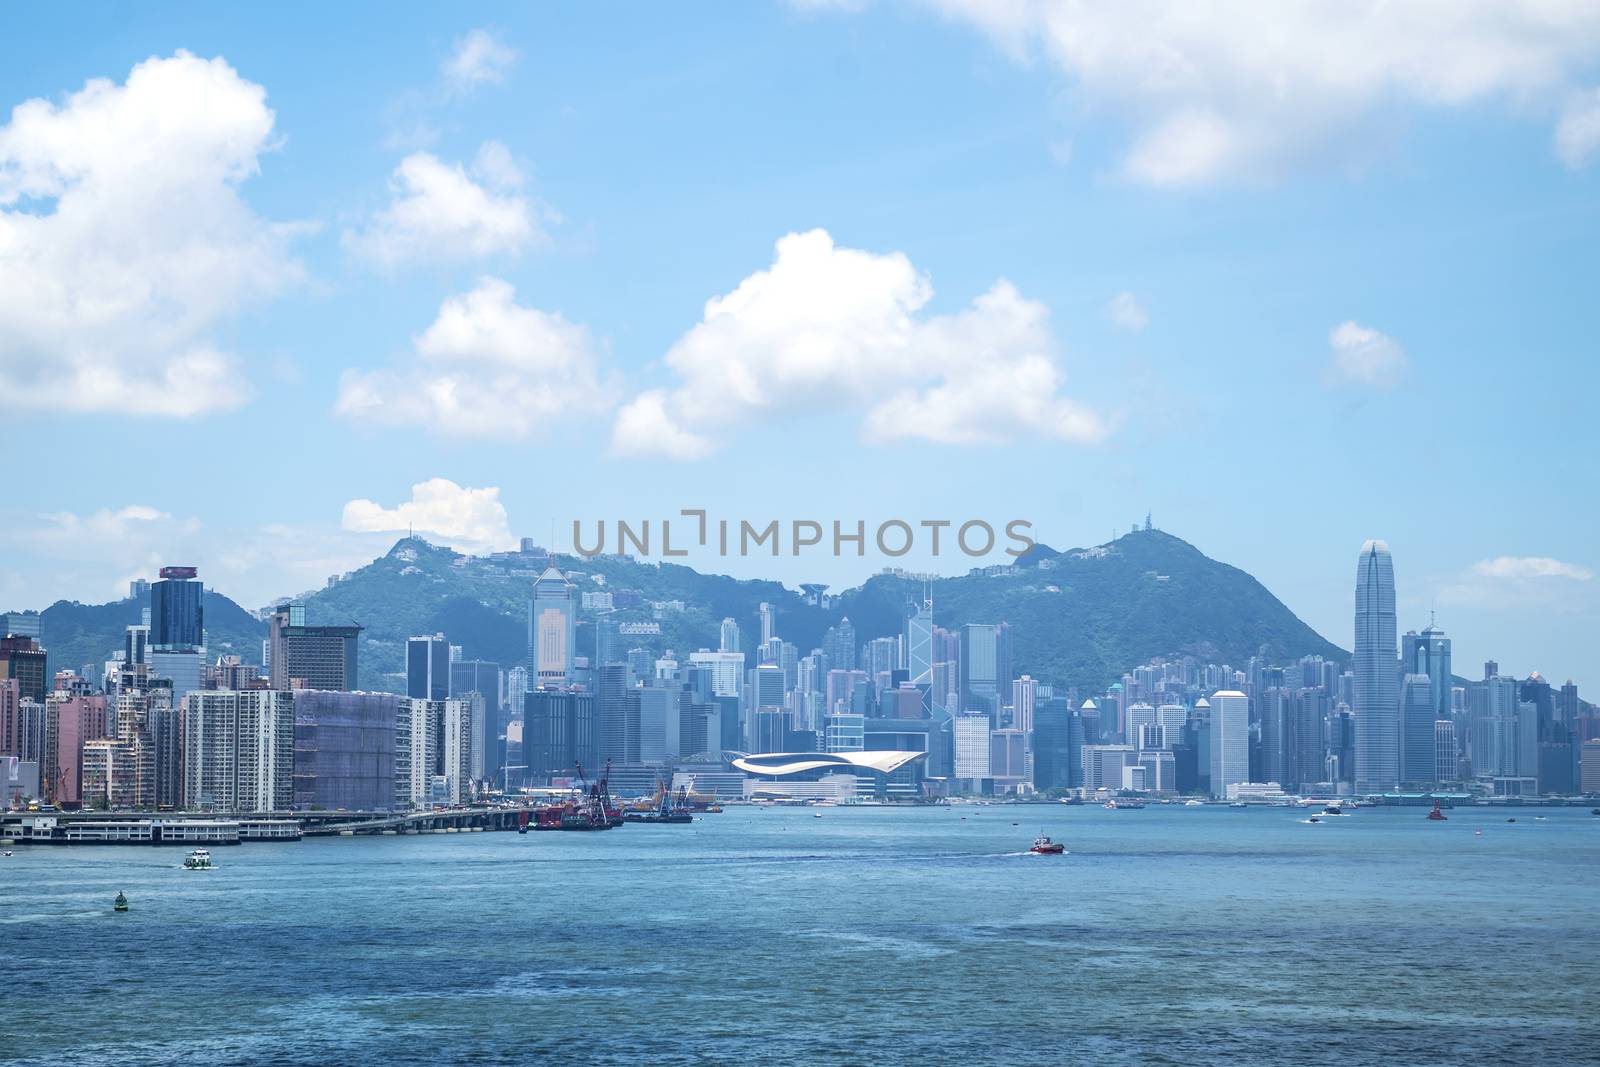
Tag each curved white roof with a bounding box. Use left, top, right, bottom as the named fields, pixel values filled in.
left=731, top=750, right=927, bottom=777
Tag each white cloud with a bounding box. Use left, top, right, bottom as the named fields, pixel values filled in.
left=1556, top=88, right=1600, bottom=167
left=0, top=51, right=303, bottom=415
left=609, top=228, right=1106, bottom=457
left=1472, top=556, right=1593, bottom=581
left=1327, top=321, right=1407, bottom=389
left=336, top=277, right=613, bottom=435
left=443, top=29, right=517, bottom=91
left=1107, top=291, right=1147, bottom=332
left=913, top=1, right=1600, bottom=184
left=343, top=142, right=541, bottom=266
left=342, top=479, right=515, bottom=555
left=0, top=503, right=391, bottom=611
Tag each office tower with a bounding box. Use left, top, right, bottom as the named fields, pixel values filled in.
left=1081, top=744, right=1136, bottom=792
left=528, top=568, right=575, bottom=687
left=1402, top=623, right=1452, bottom=722
left=0, top=635, right=47, bottom=704
left=759, top=602, right=776, bottom=646
left=1032, top=699, right=1082, bottom=791
left=1353, top=540, right=1399, bottom=793
left=688, top=650, right=743, bottom=698
left=638, top=684, right=680, bottom=763
left=1434, top=720, right=1458, bottom=784
left=958, top=624, right=999, bottom=718
left=128, top=578, right=151, bottom=602
left=523, top=689, right=596, bottom=783
left=1209, top=690, right=1248, bottom=798
left=823, top=618, right=856, bottom=671
left=150, top=648, right=204, bottom=708
left=954, top=713, right=992, bottom=785
left=180, top=689, right=295, bottom=811
left=507, top=665, right=529, bottom=697
left=268, top=605, right=361, bottom=691
left=0, top=611, right=41, bottom=642
left=990, top=728, right=1027, bottom=792
left=150, top=566, right=204, bottom=651
left=905, top=596, right=932, bottom=689
left=1400, top=674, right=1437, bottom=786
left=292, top=690, right=400, bottom=811
left=449, top=659, right=501, bottom=707
left=407, top=634, right=451, bottom=700
left=759, top=635, right=783, bottom=667
left=719, top=617, right=741, bottom=654
left=598, top=663, right=635, bottom=765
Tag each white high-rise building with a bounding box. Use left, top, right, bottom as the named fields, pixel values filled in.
left=954, top=713, right=992, bottom=781
left=1209, top=690, right=1249, bottom=798
left=1354, top=540, right=1399, bottom=793
left=688, top=650, right=744, bottom=698
left=180, top=689, right=294, bottom=811
left=719, top=617, right=741, bottom=653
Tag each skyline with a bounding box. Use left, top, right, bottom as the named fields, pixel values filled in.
left=3, top=3, right=1597, bottom=692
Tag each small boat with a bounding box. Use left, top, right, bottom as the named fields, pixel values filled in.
left=813, top=812, right=822, bottom=818
left=1308, top=816, right=1321, bottom=824
left=1184, top=799, right=1204, bottom=807
left=1507, top=817, right=1517, bottom=823
left=1591, top=808, right=1600, bottom=816
left=113, top=892, right=128, bottom=913
left=1474, top=828, right=1483, bottom=836
left=1322, top=805, right=1346, bottom=816
left=1029, top=835, right=1065, bottom=855
left=706, top=804, right=724, bottom=814
left=1426, top=800, right=1447, bottom=821
left=1, top=850, right=12, bottom=857
left=182, top=849, right=215, bottom=870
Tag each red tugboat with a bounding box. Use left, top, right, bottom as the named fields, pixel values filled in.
left=1426, top=799, right=1448, bottom=821
left=1030, top=834, right=1066, bottom=855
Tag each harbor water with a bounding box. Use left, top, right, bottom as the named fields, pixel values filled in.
left=3, top=804, right=1597, bottom=1065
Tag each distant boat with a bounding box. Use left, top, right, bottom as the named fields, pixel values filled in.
left=1308, top=816, right=1321, bottom=824
left=1322, top=805, right=1346, bottom=816
left=113, top=892, right=128, bottom=913
left=182, top=849, right=215, bottom=870
left=1228, top=802, right=1248, bottom=809
left=1426, top=800, right=1447, bottom=821
left=1105, top=799, right=1146, bottom=810
left=0, top=850, right=12, bottom=857
left=1029, top=834, right=1065, bottom=855
left=1184, top=799, right=1204, bottom=807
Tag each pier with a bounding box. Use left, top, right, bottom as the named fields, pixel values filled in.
left=0, top=805, right=543, bottom=845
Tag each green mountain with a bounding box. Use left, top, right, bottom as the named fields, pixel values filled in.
left=10, top=529, right=1347, bottom=694
left=290, top=529, right=1345, bottom=692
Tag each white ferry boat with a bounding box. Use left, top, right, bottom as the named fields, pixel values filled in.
left=182, top=848, right=215, bottom=870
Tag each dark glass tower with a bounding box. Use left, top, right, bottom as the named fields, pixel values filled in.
left=150, top=566, right=204, bottom=652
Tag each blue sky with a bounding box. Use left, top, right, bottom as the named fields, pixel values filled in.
left=2, top=2, right=1598, bottom=688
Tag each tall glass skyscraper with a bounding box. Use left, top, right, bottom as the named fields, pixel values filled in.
left=150, top=566, right=203, bottom=652
left=1354, top=540, right=1398, bottom=793
left=528, top=568, right=575, bottom=688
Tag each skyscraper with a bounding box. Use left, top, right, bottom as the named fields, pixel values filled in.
left=1209, top=690, right=1248, bottom=798
left=150, top=566, right=204, bottom=652
left=528, top=568, right=575, bottom=688
left=407, top=634, right=451, bottom=701
left=1399, top=673, right=1436, bottom=786
left=718, top=617, right=740, bottom=654
left=1353, top=540, right=1398, bottom=793
left=268, top=605, right=361, bottom=691
left=1402, top=622, right=1452, bottom=721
